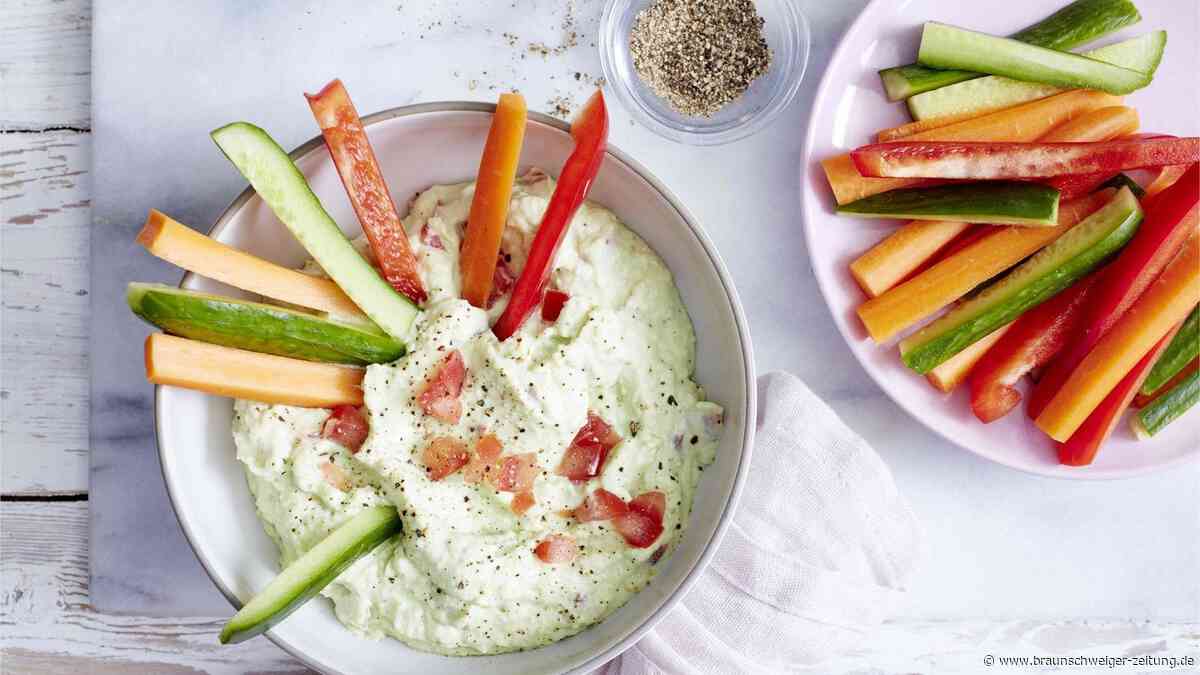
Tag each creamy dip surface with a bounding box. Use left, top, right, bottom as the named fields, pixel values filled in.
left=232, top=171, right=723, bottom=655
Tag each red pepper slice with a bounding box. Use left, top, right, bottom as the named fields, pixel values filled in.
left=969, top=274, right=1099, bottom=424
left=541, top=289, right=569, bottom=322
left=1057, top=326, right=1180, bottom=466
left=1029, top=163, right=1200, bottom=419
left=306, top=79, right=427, bottom=305
left=492, top=90, right=608, bottom=341
left=850, top=137, right=1200, bottom=180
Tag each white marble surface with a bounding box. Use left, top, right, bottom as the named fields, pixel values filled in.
left=4, top=0, right=1198, bottom=671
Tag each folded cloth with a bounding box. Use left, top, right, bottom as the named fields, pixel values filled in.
left=598, top=371, right=922, bottom=674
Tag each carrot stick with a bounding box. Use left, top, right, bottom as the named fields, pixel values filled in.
left=850, top=220, right=973, bottom=298
left=1037, top=106, right=1138, bottom=142
left=857, top=191, right=1111, bottom=343
left=926, top=322, right=1013, bottom=393
left=145, top=333, right=363, bottom=407
left=823, top=90, right=1122, bottom=205
left=875, top=106, right=1008, bottom=142
left=137, top=210, right=365, bottom=320
left=461, top=93, right=527, bottom=309
left=1036, top=235, right=1200, bottom=441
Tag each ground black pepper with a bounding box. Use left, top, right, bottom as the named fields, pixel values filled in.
left=629, top=0, right=772, bottom=117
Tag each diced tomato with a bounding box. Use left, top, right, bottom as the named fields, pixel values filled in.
left=511, top=490, right=536, bottom=515
left=422, top=436, right=470, bottom=481
left=534, top=534, right=578, bottom=563
left=463, top=433, right=503, bottom=484
left=321, top=405, right=370, bottom=453
left=628, top=491, right=666, bottom=521
left=490, top=452, right=540, bottom=493
left=573, top=488, right=629, bottom=522
left=556, top=412, right=623, bottom=482
left=420, top=223, right=444, bottom=250
left=320, top=461, right=353, bottom=492
left=418, top=350, right=466, bottom=424
left=487, top=253, right=516, bottom=309
left=613, top=496, right=665, bottom=549
left=541, top=289, right=570, bottom=322
left=850, top=137, right=1200, bottom=179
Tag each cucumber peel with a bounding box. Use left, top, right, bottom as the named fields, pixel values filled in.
left=878, top=0, right=1141, bottom=101
left=900, top=187, right=1142, bottom=374
left=220, top=505, right=402, bottom=644
left=837, top=182, right=1061, bottom=226
left=128, top=282, right=405, bottom=365
left=908, top=31, right=1166, bottom=120
left=917, top=22, right=1152, bottom=96
left=1140, top=306, right=1199, bottom=396
left=1133, top=369, right=1199, bottom=438
left=1098, top=172, right=1147, bottom=198
left=211, top=122, right=419, bottom=342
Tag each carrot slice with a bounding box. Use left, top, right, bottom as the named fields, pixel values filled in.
left=926, top=322, right=1013, bottom=393
left=137, top=210, right=365, bottom=320
left=850, top=220, right=973, bottom=298
left=822, top=90, right=1122, bottom=205
left=1036, top=235, right=1200, bottom=441
left=461, top=93, right=528, bottom=309
left=145, top=334, right=363, bottom=407
left=875, top=105, right=1008, bottom=143
left=306, top=79, right=427, bottom=305
left=857, top=191, right=1111, bottom=343
left=1037, top=106, right=1138, bottom=143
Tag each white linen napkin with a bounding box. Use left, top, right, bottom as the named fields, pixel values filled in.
left=598, top=371, right=922, bottom=674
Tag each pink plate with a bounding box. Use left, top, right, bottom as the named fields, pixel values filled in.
left=801, top=0, right=1199, bottom=479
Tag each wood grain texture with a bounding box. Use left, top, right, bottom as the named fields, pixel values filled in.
left=1, top=130, right=91, bottom=495
left=0, top=502, right=306, bottom=674
left=0, top=0, right=91, bottom=130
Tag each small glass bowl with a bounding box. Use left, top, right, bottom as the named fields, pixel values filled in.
left=599, top=0, right=810, bottom=146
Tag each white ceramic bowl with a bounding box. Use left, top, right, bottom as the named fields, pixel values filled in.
left=157, top=102, right=755, bottom=674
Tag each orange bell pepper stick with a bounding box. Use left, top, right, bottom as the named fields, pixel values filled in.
left=461, top=93, right=528, bottom=309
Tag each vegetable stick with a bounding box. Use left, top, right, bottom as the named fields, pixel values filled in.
left=145, top=333, right=363, bottom=407
left=461, top=93, right=528, bottom=309
left=822, top=89, right=1122, bottom=205
left=857, top=191, right=1110, bottom=343
left=137, top=210, right=366, bottom=320
left=1139, top=305, right=1200, bottom=398
left=1145, top=164, right=1191, bottom=200
left=1132, top=368, right=1200, bottom=438
left=849, top=106, right=1136, bottom=298
left=306, top=79, right=427, bottom=305
left=850, top=137, right=1200, bottom=180
left=875, top=106, right=1007, bottom=143
left=926, top=322, right=1012, bottom=393
left=1056, top=324, right=1179, bottom=465
left=850, top=221, right=973, bottom=298
left=1135, top=357, right=1199, bottom=408
left=1036, top=234, right=1200, bottom=441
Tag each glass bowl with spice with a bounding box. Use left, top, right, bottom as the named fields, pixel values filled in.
left=600, top=0, right=809, bottom=145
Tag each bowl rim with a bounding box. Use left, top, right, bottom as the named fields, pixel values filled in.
left=155, top=101, right=758, bottom=673
left=798, top=0, right=1198, bottom=480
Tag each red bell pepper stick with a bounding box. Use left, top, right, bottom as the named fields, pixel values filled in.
left=492, top=90, right=608, bottom=341
left=1043, top=135, right=1176, bottom=200
left=850, top=137, right=1200, bottom=180
left=1028, top=163, right=1200, bottom=419
left=306, top=79, right=427, bottom=305
left=969, top=273, right=1099, bottom=424
left=1057, top=325, right=1179, bottom=466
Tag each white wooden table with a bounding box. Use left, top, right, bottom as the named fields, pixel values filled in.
left=2, top=1, right=1197, bottom=672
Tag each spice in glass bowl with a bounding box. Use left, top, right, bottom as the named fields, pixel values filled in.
left=629, top=0, right=772, bottom=118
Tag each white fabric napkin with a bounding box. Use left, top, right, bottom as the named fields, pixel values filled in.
left=598, top=371, right=922, bottom=674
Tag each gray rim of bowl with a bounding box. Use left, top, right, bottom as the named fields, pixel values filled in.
left=598, top=0, right=811, bottom=146
left=155, top=101, right=758, bottom=673
left=797, top=0, right=1196, bottom=481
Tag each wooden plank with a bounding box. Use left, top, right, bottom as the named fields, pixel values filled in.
left=0, top=0, right=92, bottom=130
left=1, top=130, right=91, bottom=494
left=0, top=501, right=305, bottom=673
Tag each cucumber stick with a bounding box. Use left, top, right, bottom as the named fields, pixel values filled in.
left=1140, top=306, right=1200, bottom=396
left=220, top=506, right=402, bottom=644
left=900, top=187, right=1142, bottom=374
left=917, top=22, right=1152, bottom=96
left=1133, top=369, right=1199, bottom=438
left=128, top=283, right=405, bottom=365
left=837, top=182, right=1061, bottom=226
left=878, top=0, right=1141, bottom=101
left=212, top=122, right=418, bottom=342
left=908, top=31, right=1166, bottom=120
